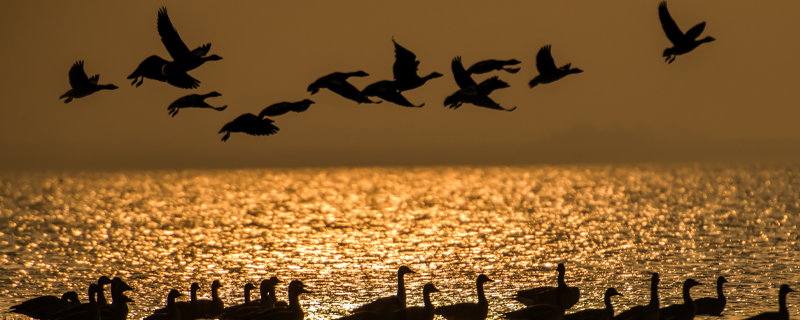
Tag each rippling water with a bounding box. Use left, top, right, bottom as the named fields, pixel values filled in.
left=1, top=165, right=798, bottom=320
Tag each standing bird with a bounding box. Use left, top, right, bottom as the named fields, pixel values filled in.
left=351, top=266, right=417, bottom=316
left=563, top=288, right=623, bottom=320
left=445, top=57, right=515, bottom=111
left=659, top=1, right=715, bottom=64
left=395, top=283, right=441, bottom=320
left=514, top=263, right=581, bottom=308
left=359, top=80, right=424, bottom=108
left=157, top=7, right=222, bottom=73
left=391, top=38, right=443, bottom=92
left=219, top=114, right=280, bottom=142
left=611, top=273, right=660, bottom=320
left=435, top=274, right=494, bottom=320
left=258, top=100, right=315, bottom=117
left=466, top=59, right=521, bottom=75
left=60, top=61, right=118, bottom=103
left=659, top=279, right=702, bottom=320
left=528, top=46, right=583, bottom=89
left=308, top=71, right=378, bottom=104
left=128, top=55, right=200, bottom=89
left=694, top=276, right=728, bottom=316
left=168, top=92, right=227, bottom=117
left=742, top=285, right=793, bottom=320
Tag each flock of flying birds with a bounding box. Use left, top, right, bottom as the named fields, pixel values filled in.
left=58, top=2, right=715, bottom=142
left=7, top=265, right=795, bottom=320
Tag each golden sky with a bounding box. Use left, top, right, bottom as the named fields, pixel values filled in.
left=1, top=1, right=800, bottom=171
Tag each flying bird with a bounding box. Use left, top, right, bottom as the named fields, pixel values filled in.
left=308, top=71, right=378, bottom=104
left=659, top=1, right=715, bottom=63
left=167, top=92, right=227, bottom=117
left=466, top=59, right=521, bottom=75
left=128, top=55, right=200, bottom=89
left=59, top=61, right=118, bottom=103
left=219, top=114, right=279, bottom=142
left=528, top=45, right=583, bottom=88
left=157, top=7, right=222, bottom=73
left=258, top=99, right=315, bottom=118
left=360, top=80, right=424, bottom=108
left=391, top=38, right=443, bottom=92
left=444, top=56, right=515, bottom=112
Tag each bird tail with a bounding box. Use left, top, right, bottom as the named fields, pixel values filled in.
left=504, top=67, right=521, bottom=74
left=60, top=91, right=73, bottom=103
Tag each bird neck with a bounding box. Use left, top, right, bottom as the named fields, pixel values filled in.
left=96, top=286, right=107, bottom=305
left=477, top=280, right=488, bottom=306
left=716, top=281, right=725, bottom=300
left=682, top=284, right=693, bottom=304
left=89, top=289, right=97, bottom=305
left=212, top=285, right=220, bottom=301
left=649, top=282, right=659, bottom=308
left=423, top=289, right=433, bottom=309
left=244, top=287, right=252, bottom=304
left=603, top=293, right=614, bottom=311
left=191, top=287, right=198, bottom=302
left=557, top=270, right=567, bottom=288
left=288, top=291, right=302, bottom=312
left=778, top=291, right=788, bottom=316
left=397, top=272, right=407, bottom=307
left=422, top=73, right=439, bottom=81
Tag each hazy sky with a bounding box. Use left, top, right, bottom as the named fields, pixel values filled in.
left=2, top=1, right=800, bottom=171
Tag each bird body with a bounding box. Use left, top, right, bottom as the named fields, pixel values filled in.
left=514, top=263, right=581, bottom=309
left=308, top=71, right=377, bottom=104
left=658, top=1, right=715, bottom=63
left=219, top=114, right=279, bottom=142
left=258, top=100, right=315, bottom=118
left=195, top=280, right=224, bottom=319
left=742, top=285, right=793, bottom=320
left=445, top=56, right=515, bottom=111
left=564, top=288, right=622, bottom=320
left=435, top=274, right=494, bottom=320
left=168, top=92, right=227, bottom=117
left=694, top=276, right=727, bottom=316
left=466, top=59, right=521, bottom=75
left=253, top=280, right=310, bottom=320
left=60, top=61, right=118, bottom=103
left=528, top=45, right=582, bottom=88
left=395, top=283, right=440, bottom=320
left=659, top=279, right=701, bottom=320
left=505, top=280, right=570, bottom=320
left=155, top=283, right=200, bottom=320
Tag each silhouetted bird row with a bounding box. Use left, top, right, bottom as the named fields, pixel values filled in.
left=8, top=265, right=793, bottom=320
left=59, top=1, right=714, bottom=142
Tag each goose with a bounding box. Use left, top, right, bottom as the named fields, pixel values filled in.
left=359, top=80, right=424, bottom=108
left=528, top=45, right=582, bottom=88
left=195, top=280, right=225, bottom=318
left=694, top=276, right=727, bottom=316
left=219, top=283, right=256, bottom=319
left=611, top=273, right=660, bottom=320
left=659, top=279, right=702, bottom=320
left=308, top=71, right=378, bottom=104
left=167, top=92, right=227, bottom=117
left=221, top=277, right=283, bottom=320
left=155, top=283, right=200, bottom=320
left=658, top=1, right=715, bottom=64
left=9, top=291, right=81, bottom=319
left=157, top=7, right=222, bottom=73
left=144, top=289, right=184, bottom=320
left=391, top=38, right=443, bottom=92
left=466, top=59, right=521, bottom=75
left=742, top=285, right=794, bottom=320
left=504, top=280, right=570, bottom=320
left=242, top=283, right=256, bottom=304
left=100, top=278, right=135, bottom=320
left=445, top=56, right=515, bottom=111
left=95, top=276, right=113, bottom=306
left=44, top=277, right=113, bottom=319
left=563, top=288, right=623, bottom=320
left=351, top=266, right=417, bottom=315
left=258, top=100, right=316, bottom=117
left=435, top=274, right=494, bottom=320
left=514, top=263, right=581, bottom=308
left=219, top=113, right=279, bottom=142
left=249, top=280, right=311, bottom=320
left=395, top=283, right=441, bottom=320
left=128, top=55, right=200, bottom=89
left=50, top=285, right=101, bottom=320
left=60, top=61, right=118, bottom=103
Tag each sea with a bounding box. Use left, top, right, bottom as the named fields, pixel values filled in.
left=0, top=165, right=798, bottom=320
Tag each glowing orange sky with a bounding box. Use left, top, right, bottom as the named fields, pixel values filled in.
left=2, top=1, right=800, bottom=171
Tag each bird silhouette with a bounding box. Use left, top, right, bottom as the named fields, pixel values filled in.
left=444, top=56, right=515, bottom=111
left=360, top=80, right=424, bottom=108
left=742, top=285, right=794, bottom=320
left=308, top=71, right=378, bottom=104
left=528, top=45, right=583, bottom=88
left=60, top=61, right=118, bottom=103
left=157, top=7, right=222, bottom=73
left=391, top=38, right=443, bottom=92
left=128, top=55, right=200, bottom=89
left=219, top=114, right=279, bottom=142
left=659, top=1, right=715, bottom=64
left=168, top=92, right=227, bottom=117
left=466, top=59, right=521, bottom=75
left=258, top=99, right=315, bottom=117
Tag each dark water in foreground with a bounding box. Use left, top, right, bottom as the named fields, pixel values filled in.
left=0, top=165, right=798, bottom=319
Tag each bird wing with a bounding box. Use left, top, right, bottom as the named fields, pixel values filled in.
left=477, top=76, right=509, bottom=95
left=352, top=296, right=401, bottom=314
left=166, top=71, right=201, bottom=89
left=452, top=56, right=477, bottom=89
left=377, top=84, right=421, bottom=108
left=328, top=80, right=364, bottom=102
left=392, top=39, right=420, bottom=81
left=258, top=102, right=292, bottom=118
left=658, top=1, right=684, bottom=45
left=88, top=74, right=99, bottom=85
left=192, top=43, right=211, bottom=57
left=536, top=45, right=558, bottom=74
left=157, top=7, right=193, bottom=61
left=470, top=95, right=514, bottom=111
left=684, top=22, right=706, bottom=40
left=68, top=61, right=92, bottom=90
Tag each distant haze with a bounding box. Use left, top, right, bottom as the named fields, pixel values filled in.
left=2, top=1, right=800, bottom=171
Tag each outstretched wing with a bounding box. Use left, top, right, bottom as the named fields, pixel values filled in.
left=536, top=45, right=557, bottom=74
left=684, top=22, right=706, bottom=40
left=659, top=1, right=684, bottom=45
left=68, top=61, right=92, bottom=90
left=452, top=56, right=477, bottom=89
left=470, top=95, right=515, bottom=112
left=246, top=118, right=280, bottom=136
left=157, top=7, right=192, bottom=61
left=477, top=76, right=509, bottom=95
left=392, top=39, right=420, bottom=81
left=88, top=74, right=99, bottom=85
left=192, top=43, right=211, bottom=57
left=166, top=71, right=201, bottom=89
